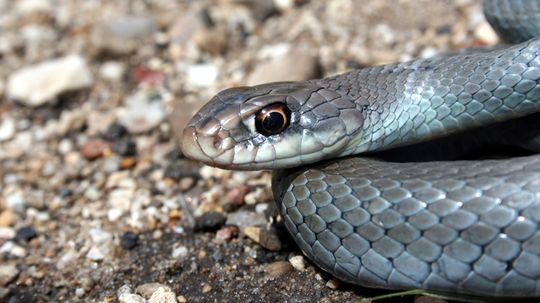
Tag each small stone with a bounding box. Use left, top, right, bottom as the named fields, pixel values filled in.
left=118, top=92, right=167, bottom=134
left=289, top=255, right=306, bottom=271
left=474, top=21, right=499, bottom=45
left=0, top=264, right=19, bottom=287
left=0, top=288, right=9, bottom=301
left=226, top=211, right=268, bottom=228
left=118, top=284, right=133, bottom=296
left=112, top=138, right=137, bottom=156
left=15, top=0, right=52, bottom=16
left=266, top=261, right=293, bottom=278
left=149, top=286, right=177, bottom=303
left=100, top=61, right=126, bottom=82
left=195, top=212, right=227, bottom=232
left=192, top=27, right=228, bottom=55
left=185, top=63, right=218, bottom=88
left=92, top=16, right=156, bottom=55
left=0, top=227, right=15, bottom=239
left=107, top=208, right=124, bottom=221
left=0, top=210, right=14, bottom=227
left=119, top=157, right=137, bottom=169
left=201, top=283, right=212, bottom=294
left=119, top=293, right=146, bottom=303
left=225, top=185, right=250, bottom=207
left=75, top=288, right=85, bottom=297
left=216, top=226, right=237, bottom=241
left=15, top=226, right=37, bottom=242
left=81, top=139, right=108, bottom=160
left=6, top=192, right=25, bottom=213
left=244, top=227, right=281, bottom=251
left=89, top=228, right=112, bottom=243
left=7, top=55, right=93, bottom=106
left=0, top=117, right=15, bottom=142
left=325, top=278, right=341, bottom=290
left=120, top=232, right=139, bottom=250
left=136, top=283, right=172, bottom=299
left=171, top=245, right=188, bottom=259
left=86, top=246, right=108, bottom=261
left=247, top=48, right=319, bottom=86
left=102, top=123, right=127, bottom=141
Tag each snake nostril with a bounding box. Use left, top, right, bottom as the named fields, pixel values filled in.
left=213, top=135, right=222, bottom=149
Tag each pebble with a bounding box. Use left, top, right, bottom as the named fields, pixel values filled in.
left=136, top=283, right=172, bottom=299
left=225, top=185, right=250, bottom=208
left=226, top=211, right=268, bottom=228
left=0, top=117, right=15, bottom=142
left=75, top=288, right=85, bottom=297
left=200, top=284, right=211, bottom=294
left=474, top=20, right=499, bottom=45
left=119, top=293, right=146, bottom=303
left=148, top=286, right=177, bottom=303
left=100, top=61, right=126, bottom=82
left=6, top=192, right=25, bottom=213
left=15, top=226, right=37, bottom=242
left=15, top=0, right=52, bottom=16
left=194, top=211, right=227, bottom=232
left=102, top=123, right=127, bottom=141
left=215, top=226, right=237, bottom=241
left=7, top=55, right=93, bottom=106
left=325, top=278, right=341, bottom=290
left=192, top=27, right=228, bottom=55
left=171, top=245, right=188, bottom=259
left=118, top=92, right=167, bottom=134
left=247, top=48, right=319, bottom=86
left=0, top=264, right=19, bottom=287
left=120, top=232, right=139, bottom=250
left=107, top=208, right=124, bottom=221
left=185, top=63, right=218, bottom=88
left=112, top=138, right=137, bottom=156
left=0, top=227, right=15, bottom=239
left=91, top=16, right=156, bottom=55
left=88, top=228, right=112, bottom=244
left=244, top=227, right=282, bottom=251
left=266, top=261, right=293, bottom=278
left=0, top=210, right=14, bottom=227
left=81, top=139, right=108, bottom=160
left=289, top=255, right=306, bottom=271
left=86, top=246, right=108, bottom=261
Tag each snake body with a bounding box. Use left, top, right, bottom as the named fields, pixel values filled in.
left=182, top=0, right=540, bottom=297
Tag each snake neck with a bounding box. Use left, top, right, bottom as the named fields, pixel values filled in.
left=315, top=37, right=540, bottom=157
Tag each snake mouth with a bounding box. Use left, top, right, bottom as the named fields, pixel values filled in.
left=181, top=126, right=215, bottom=166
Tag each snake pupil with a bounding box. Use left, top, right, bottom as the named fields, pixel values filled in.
left=255, top=103, right=291, bottom=136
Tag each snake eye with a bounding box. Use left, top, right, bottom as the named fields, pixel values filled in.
left=255, top=103, right=291, bottom=136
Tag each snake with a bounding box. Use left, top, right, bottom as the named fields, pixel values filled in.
left=181, top=0, right=540, bottom=297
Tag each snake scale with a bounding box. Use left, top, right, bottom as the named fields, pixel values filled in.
left=181, top=0, right=540, bottom=297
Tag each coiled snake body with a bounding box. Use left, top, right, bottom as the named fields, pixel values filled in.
left=182, top=0, right=540, bottom=297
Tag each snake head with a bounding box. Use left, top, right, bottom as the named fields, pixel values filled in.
left=181, top=81, right=364, bottom=170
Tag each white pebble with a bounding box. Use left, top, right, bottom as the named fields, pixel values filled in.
left=185, top=63, right=218, bottom=88
left=171, top=245, right=188, bottom=259
left=289, top=255, right=306, bottom=271
left=7, top=55, right=93, bottom=106
left=0, top=117, right=15, bottom=142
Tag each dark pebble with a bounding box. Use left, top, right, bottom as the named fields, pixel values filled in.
left=195, top=212, right=227, bottom=232
left=166, top=146, right=184, bottom=161
left=57, top=188, right=73, bottom=198
left=120, top=232, right=139, bottom=250
left=102, top=123, right=127, bottom=141
left=163, top=160, right=198, bottom=181
left=15, top=226, right=37, bottom=242
left=7, top=290, right=35, bottom=303
left=112, top=138, right=137, bottom=156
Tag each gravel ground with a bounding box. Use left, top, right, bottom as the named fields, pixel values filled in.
left=0, top=0, right=499, bottom=302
